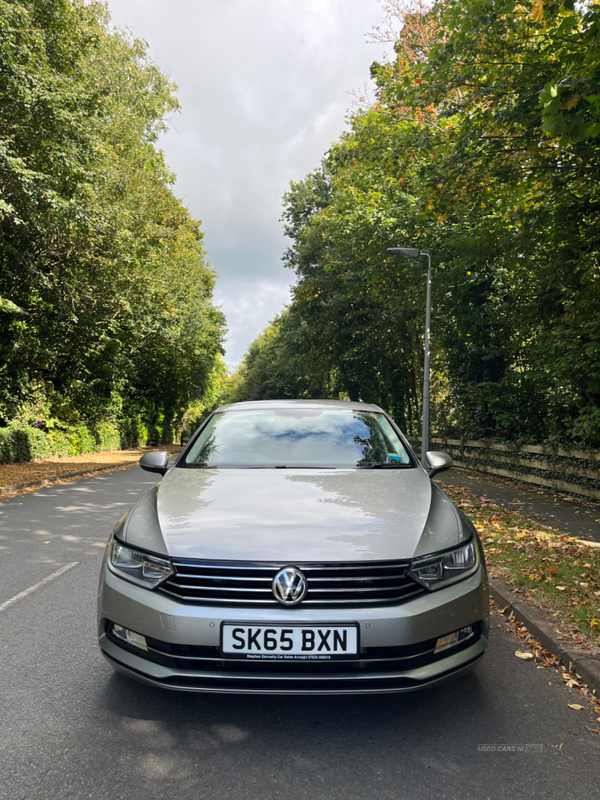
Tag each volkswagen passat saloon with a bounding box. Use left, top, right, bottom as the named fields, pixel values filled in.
left=98, top=400, right=489, bottom=694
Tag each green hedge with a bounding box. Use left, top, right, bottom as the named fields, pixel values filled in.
left=118, top=417, right=150, bottom=449
left=0, top=420, right=131, bottom=464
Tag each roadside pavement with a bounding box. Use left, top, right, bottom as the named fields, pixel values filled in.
left=0, top=445, right=182, bottom=498
left=436, top=468, right=600, bottom=542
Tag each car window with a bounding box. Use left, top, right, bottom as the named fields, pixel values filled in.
left=181, top=409, right=413, bottom=469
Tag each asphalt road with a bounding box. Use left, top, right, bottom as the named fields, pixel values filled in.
left=1, top=468, right=600, bottom=800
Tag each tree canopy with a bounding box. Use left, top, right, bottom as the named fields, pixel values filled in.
left=229, top=0, right=600, bottom=446
left=0, top=0, right=225, bottom=450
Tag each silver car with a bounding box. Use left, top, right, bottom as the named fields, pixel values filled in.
left=98, top=399, right=489, bottom=694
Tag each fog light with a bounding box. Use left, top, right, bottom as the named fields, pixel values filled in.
left=112, top=623, right=148, bottom=651
left=434, top=625, right=474, bottom=653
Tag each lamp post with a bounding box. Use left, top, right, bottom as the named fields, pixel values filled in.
left=386, top=247, right=432, bottom=466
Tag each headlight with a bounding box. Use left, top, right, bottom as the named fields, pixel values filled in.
left=108, top=535, right=174, bottom=589
left=409, top=539, right=479, bottom=590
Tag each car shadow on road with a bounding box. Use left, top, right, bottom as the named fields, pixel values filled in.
left=99, top=667, right=492, bottom=764
left=88, top=649, right=600, bottom=799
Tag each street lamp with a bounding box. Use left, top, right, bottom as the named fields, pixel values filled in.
left=386, top=246, right=432, bottom=466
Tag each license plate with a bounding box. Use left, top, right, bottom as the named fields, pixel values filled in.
left=221, top=623, right=359, bottom=660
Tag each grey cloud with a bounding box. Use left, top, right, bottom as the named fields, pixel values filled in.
left=214, top=278, right=292, bottom=370
left=106, top=0, right=392, bottom=366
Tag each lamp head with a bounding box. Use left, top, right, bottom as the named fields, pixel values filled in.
left=387, top=247, right=421, bottom=259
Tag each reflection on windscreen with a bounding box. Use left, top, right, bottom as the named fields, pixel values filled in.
left=181, top=409, right=412, bottom=469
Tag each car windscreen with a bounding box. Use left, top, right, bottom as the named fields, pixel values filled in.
left=180, top=408, right=413, bottom=469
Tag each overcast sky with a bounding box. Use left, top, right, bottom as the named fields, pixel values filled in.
left=105, top=0, right=392, bottom=367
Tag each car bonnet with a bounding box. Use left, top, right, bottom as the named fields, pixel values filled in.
left=122, top=467, right=464, bottom=562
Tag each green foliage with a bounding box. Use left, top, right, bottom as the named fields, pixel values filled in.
left=181, top=354, right=230, bottom=439
left=0, top=0, right=225, bottom=460
left=0, top=419, right=123, bottom=464
left=233, top=0, right=600, bottom=446
left=225, top=309, right=344, bottom=409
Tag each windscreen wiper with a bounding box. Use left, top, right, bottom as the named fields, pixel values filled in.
left=245, top=465, right=337, bottom=469
left=358, top=462, right=410, bottom=469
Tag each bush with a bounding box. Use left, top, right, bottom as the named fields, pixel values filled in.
left=96, top=422, right=122, bottom=451
left=0, top=420, right=127, bottom=464
left=118, top=417, right=149, bottom=449
left=0, top=425, right=51, bottom=463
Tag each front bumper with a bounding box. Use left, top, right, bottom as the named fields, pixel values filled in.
left=98, top=563, right=489, bottom=694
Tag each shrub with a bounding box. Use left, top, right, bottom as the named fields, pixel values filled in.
left=118, top=417, right=149, bottom=449
left=0, top=420, right=129, bottom=464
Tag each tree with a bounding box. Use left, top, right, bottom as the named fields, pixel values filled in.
left=0, top=0, right=224, bottom=449
left=233, top=0, right=600, bottom=445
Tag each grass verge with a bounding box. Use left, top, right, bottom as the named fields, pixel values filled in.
left=439, top=483, right=600, bottom=645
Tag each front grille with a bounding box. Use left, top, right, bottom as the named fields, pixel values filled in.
left=160, top=559, right=424, bottom=607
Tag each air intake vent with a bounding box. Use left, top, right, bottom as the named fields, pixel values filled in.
left=161, top=559, right=424, bottom=607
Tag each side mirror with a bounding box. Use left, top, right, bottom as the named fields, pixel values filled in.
left=424, top=451, right=453, bottom=478
left=139, top=451, right=170, bottom=476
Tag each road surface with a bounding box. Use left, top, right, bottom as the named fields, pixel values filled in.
left=1, top=468, right=599, bottom=800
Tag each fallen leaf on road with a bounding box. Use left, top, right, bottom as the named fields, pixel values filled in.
left=515, top=650, right=534, bottom=660
left=568, top=704, right=584, bottom=710
left=585, top=728, right=600, bottom=736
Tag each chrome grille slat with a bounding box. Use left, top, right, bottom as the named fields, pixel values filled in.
left=307, top=586, right=414, bottom=594
left=301, top=592, right=423, bottom=604
left=172, top=560, right=409, bottom=572
left=172, top=562, right=282, bottom=572
left=162, top=558, right=424, bottom=607
left=172, top=570, right=273, bottom=582
left=307, top=576, right=408, bottom=583
left=171, top=573, right=408, bottom=584
left=165, top=583, right=271, bottom=593
left=160, top=591, right=275, bottom=604
left=166, top=581, right=411, bottom=592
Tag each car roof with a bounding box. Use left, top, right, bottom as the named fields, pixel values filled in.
left=216, top=399, right=384, bottom=413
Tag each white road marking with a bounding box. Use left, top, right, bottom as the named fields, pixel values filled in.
left=0, top=562, right=79, bottom=614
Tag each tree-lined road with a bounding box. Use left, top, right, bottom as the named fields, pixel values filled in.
left=1, top=469, right=599, bottom=800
